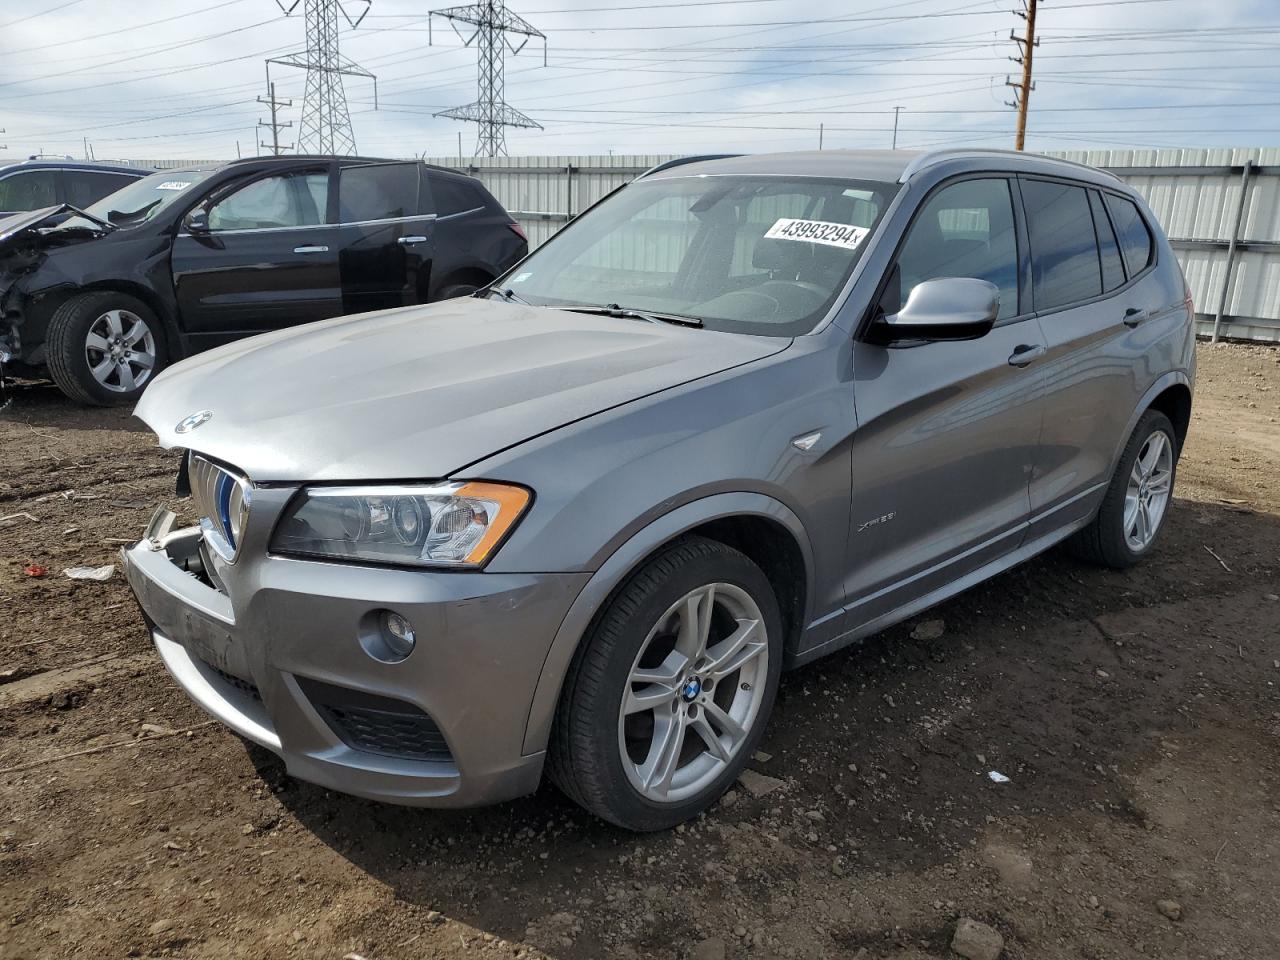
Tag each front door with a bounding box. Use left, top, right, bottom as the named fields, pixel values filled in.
left=333, top=162, right=436, bottom=315
left=172, top=166, right=341, bottom=348
left=843, top=176, right=1045, bottom=632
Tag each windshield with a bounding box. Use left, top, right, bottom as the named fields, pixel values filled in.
left=72, top=168, right=218, bottom=229
left=501, top=174, right=897, bottom=336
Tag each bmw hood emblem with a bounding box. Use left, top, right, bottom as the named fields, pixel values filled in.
left=175, top=410, right=213, bottom=434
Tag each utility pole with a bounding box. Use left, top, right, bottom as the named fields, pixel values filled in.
left=431, top=1, right=547, bottom=157
left=269, top=0, right=377, bottom=156
left=818, top=123, right=823, bottom=150
left=1005, top=0, right=1039, bottom=151
left=258, top=81, right=295, bottom=155
left=891, top=106, right=902, bottom=149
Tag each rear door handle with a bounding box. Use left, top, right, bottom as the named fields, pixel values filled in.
left=293, top=245, right=329, bottom=254
left=1123, top=307, right=1149, bottom=328
left=1008, top=343, right=1046, bottom=367
left=398, top=235, right=428, bottom=246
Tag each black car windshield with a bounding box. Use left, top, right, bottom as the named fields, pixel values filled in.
left=501, top=174, right=898, bottom=337
left=59, top=169, right=219, bottom=231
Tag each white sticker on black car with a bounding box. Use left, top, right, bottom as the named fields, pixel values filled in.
left=764, top=218, right=869, bottom=250
left=156, top=181, right=192, bottom=191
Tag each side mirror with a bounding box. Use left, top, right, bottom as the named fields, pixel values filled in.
left=880, top=277, right=1000, bottom=342
left=184, top=208, right=210, bottom=234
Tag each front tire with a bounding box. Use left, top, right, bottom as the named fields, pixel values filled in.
left=46, top=292, right=167, bottom=406
left=549, top=537, right=783, bottom=831
left=1068, top=409, right=1178, bottom=569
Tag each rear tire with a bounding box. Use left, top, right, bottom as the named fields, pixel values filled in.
left=1067, top=409, right=1178, bottom=569
left=46, top=292, right=167, bottom=406
left=549, top=536, right=783, bottom=831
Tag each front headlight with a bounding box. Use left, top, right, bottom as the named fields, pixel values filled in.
left=270, top=481, right=531, bottom=568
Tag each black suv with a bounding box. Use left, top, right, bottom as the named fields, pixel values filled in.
left=0, top=156, right=527, bottom=404
left=0, top=159, right=150, bottom=218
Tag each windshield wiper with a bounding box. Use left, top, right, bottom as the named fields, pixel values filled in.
left=556, top=302, right=703, bottom=328
left=486, top=286, right=530, bottom=305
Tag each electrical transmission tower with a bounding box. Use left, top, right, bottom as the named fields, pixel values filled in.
left=431, top=1, right=546, bottom=157
left=258, top=82, right=294, bottom=155
left=268, top=0, right=377, bottom=156
left=1004, top=0, right=1039, bottom=151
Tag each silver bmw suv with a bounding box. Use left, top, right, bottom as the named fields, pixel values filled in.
left=124, top=149, right=1194, bottom=831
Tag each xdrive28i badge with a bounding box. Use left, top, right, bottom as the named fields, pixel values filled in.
left=174, top=410, right=213, bottom=434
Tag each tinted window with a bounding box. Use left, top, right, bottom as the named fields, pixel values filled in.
left=0, top=170, right=57, bottom=211
left=208, top=172, right=327, bottom=230
left=1104, top=193, right=1153, bottom=278
left=64, top=171, right=137, bottom=208
left=1022, top=179, right=1101, bottom=311
left=338, top=163, right=418, bottom=222
left=432, top=176, right=485, bottom=217
left=1089, top=190, right=1125, bottom=291
left=893, top=178, right=1019, bottom=320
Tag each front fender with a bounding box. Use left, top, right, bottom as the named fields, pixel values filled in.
left=519, top=491, right=814, bottom=756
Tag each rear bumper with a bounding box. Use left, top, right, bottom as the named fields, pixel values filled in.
left=122, top=511, right=589, bottom=808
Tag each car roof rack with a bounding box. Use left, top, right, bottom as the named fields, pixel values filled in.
left=897, top=148, right=1122, bottom=184
left=636, top=154, right=743, bottom=179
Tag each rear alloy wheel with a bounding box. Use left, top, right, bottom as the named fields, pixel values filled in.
left=549, top=536, right=783, bottom=831
left=46, top=292, right=167, bottom=406
left=1067, top=409, right=1178, bottom=569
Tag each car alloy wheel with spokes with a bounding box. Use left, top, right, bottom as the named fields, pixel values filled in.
left=85, top=308, right=157, bottom=394
left=619, top=582, right=769, bottom=803
left=1124, top=428, right=1173, bottom=551
left=549, top=536, right=782, bottom=831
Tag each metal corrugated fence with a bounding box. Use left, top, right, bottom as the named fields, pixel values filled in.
left=421, top=149, right=1280, bottom=343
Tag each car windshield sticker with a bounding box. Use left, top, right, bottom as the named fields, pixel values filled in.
left=511, top=271, right=533, bottom=283
left=156, top=181, right=192, bottom=191
left=764, top=218, right=869, bottom=250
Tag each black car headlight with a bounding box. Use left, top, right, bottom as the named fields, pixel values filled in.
left=270, top=482, right=531, bottom=568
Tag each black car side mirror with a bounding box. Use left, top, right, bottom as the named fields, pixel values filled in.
left=879, top=277, right=1000, bottom=342
left=185, top=208, right=210, bottom=234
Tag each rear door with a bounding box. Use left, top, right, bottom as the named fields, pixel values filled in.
left=171, top=164, right=341, bottom=345
left=1022, top=178, right=1160, bottom=530
left=333, top=162, right=435, bottom=314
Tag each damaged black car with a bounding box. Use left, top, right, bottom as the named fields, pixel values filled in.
left=0, top=155, right=527, bottom=405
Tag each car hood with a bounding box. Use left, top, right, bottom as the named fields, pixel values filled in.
left=135, top=297, right=790, bottom=482
left=0, top=203, right=111, bottom=253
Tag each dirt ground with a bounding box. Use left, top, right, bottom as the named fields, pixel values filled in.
left=1, top=341, right=1278, bottom=960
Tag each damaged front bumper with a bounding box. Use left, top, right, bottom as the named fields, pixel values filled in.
left=122, top=504, right=589, bottom=808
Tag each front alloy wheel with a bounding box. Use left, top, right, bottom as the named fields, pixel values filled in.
left=619, top=583, right=769, bottom=803
left=84, top=308, right=158, bottom=395
left=550, top=536, right=783, bottom=831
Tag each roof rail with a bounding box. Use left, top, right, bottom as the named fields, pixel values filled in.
left=637, top=154, right=742, bottom=179
left=897, top=148, right=1121, bottom=184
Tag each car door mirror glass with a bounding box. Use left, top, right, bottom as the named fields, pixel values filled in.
left=185, top=207, right=210, bottom=234
left=881, top=277, right=999, bottom=341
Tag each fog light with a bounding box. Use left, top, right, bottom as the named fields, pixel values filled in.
left=380, top=611, right=416, bottom=660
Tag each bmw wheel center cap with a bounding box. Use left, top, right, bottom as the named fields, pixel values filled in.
left=681, top=677, right=702, bottom=702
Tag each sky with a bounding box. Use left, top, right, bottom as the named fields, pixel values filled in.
left=0, top=0, right=1277, bottom=164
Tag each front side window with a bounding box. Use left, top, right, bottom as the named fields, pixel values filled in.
left=338, top=163, right=419, bottom=223
left=503, top=174, right=897, bottom=337
left=0, top=170, right=57, bottom=211
left=890, top=178, right=1020, bottom=320
left=1105, top=193, right=1154, bottom=278
left=1022, top=179, right=1102, bottom=312
left=207, top=172, right=327, bottom=231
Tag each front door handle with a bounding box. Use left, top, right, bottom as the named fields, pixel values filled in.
left=398, top=235, right=428, bottom=246
left=293, top=245, right=329, bottom=254
left=1123, top=307, right=1149, bottom=328
left=1008, top=343, right=1046, bottom=367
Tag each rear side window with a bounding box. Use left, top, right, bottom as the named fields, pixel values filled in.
left=339, top=163, right=419, bottom=222
left=432, top=176, right=486, bottom=217
left=892, top=177, right=1020, bottom=320
left=63, top=171, right=137, bottom=208
left=1021, top=179, right=1101, bottom=311
left=1104, top=193, right=1154, bottom=278
left=1088, top=190, right=1125, bottom=292
left=0, top=170, right=57, bottom=211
